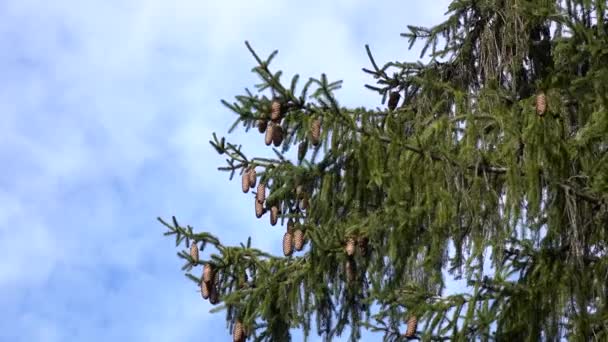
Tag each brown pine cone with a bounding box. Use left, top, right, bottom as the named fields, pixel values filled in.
left=203, top=263, right=214, bottom=284
left=388, top=91, right=401, bottom=111
left=190, top=241, right=199, bottom=263
left=345, top=237, right=356, bottom=257
left=233, top=320, right=245, bottom=342
left=299, top=196, right=309, bottom=211
left=293, top=229, right=305, bottom=251
left=271, top=100, right=282, bottom=122
left=272, top=125, right=284, bottom=147
left=295, top=185, right=303, bottom=198
left=200, top=281, right=210, bottom=299
left=297, top=141, right=308, bottom=162
left=256, top=183, right=266, bottom=203
left=255, top=199, right=264, bottom=218
left=265, top=123, right=274, bottom=146
left=208, top=284, right=219, bottom=305
left=345, top=259, right=356, bottom=282
left=404, top=316, right=418, bottom=338
left=257, top=120, right=267, bottom=133
left=248, top=167, right=257, bottom=188
left=358, top=237, right=369, bottom=256
left=241, top=169, right=251, bottom=193
left=536, top=92, right=547, bottom=116
left=283, top=231, right=294, bottom=256
left=310, top=119, right=321, bottom=146
left=270, top=206, right=279, bottom=226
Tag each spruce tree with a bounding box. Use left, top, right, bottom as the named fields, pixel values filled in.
left=159, top=1, right=608, bottom=340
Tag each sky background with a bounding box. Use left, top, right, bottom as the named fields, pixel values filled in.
left=0, top=1, right=451, bottom=341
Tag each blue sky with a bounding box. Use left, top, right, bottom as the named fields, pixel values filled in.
left=0, top=1, right=451, bottom=341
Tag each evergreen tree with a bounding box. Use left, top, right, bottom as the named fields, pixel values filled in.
left=159, top=1, right=608, bottom=340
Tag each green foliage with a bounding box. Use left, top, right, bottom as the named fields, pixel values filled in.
left=160, top=0, right=608, bottom=340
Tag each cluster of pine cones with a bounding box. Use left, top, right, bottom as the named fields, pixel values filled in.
left=256, top=100, right=285, bottom=147
left=188, top=242, right=221, bottom=306
left=192, top=243, right=249, bottom=341
left=256, top=100, right=322, bottom=150
left=282, top=219, right=306, bottom=257
left=200, top=263, right=220, bottom=304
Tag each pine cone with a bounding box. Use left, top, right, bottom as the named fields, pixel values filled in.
left=271, top=100, right=282, bottom=122
left=298, top=141, right=308, bottom=162
left=248, top=168, right=257, bottom=188
left=233, top=320, right=245, bottom=342
left=536, top=92, right=547, bottom=116
left=299, top=196, right=309, bottom=211
left=310, top=119, right=321, bottom=146
left=345, top=259, right=356, bottom=282
left=265, top=123, right=274, bottom=146
left=190, top=241, right=199, bottom=263
left=200, top=281, right=210, bottom=299
left=257, top=120, right=267, bottom=133
left=272, top=125, right=284, bottom=147
left=270, top=206, right=279, bottom=226
left=255, top=199, right=264, bottom=218
left=241, top=169, right=251, bottom=193
left=388, top=91, right=401, bottom=111
left=209, top=284, right=219, bottom=305
left=256, top=183, right=266, bottom=203
left=203, top=264, right=214, bottom=284
left=345, top=237, right=356, bottom=257
left=283, top=231, right=294, bottom=256
left=358, top=237, right=369, bottom=257
left=404, top=316, right=418, bottom=338
left=294, top=228, right=305, bottom=251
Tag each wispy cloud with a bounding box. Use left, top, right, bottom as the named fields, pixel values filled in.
left=0, top=0, right=450, bottom=340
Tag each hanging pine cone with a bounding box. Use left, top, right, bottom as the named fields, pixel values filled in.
left=404, top=316, right=418, bottom=338
left=257, top=120, right=267, bottom=133
left=209, top=284, right=219, bottom=305
left=255, top=199, right=264, bottom=218
left=272, top=125, right=284, bottom=147
left=270, top=205, right=279, bottom=226
left=203, top=264, right=214, bottom=284
left=293, top=228, right=305, bottom=251
left=265, top=123, right=274, bottom=146
left=190, top=241, right=199, bottom=263
left=248, top=167, right=256, bottom=188
left=310, top=119, right=321, bottom=146
left=345, top=237, right=356, bottom=257
left=256, top=183, right=266, bottom=203
left=283, top=231, right=294, bottom=256
left=358, top=237, right=369, bottom=257
left=200, top=280, right=210, bottom=299
left=536, top=92, right=547, bottom=116
left=233, top=320, right=245, bottom=342
left=241, top=169, right=251, bottom=193
left=300, top=196, right=308, bottom=210
left=388, top=91, right=401, bottom=111
left=345, top=259, right=356, bottom=282
left=271, top=100, right=282, bottom=122
left=298, top=141, right=308, bottom=162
